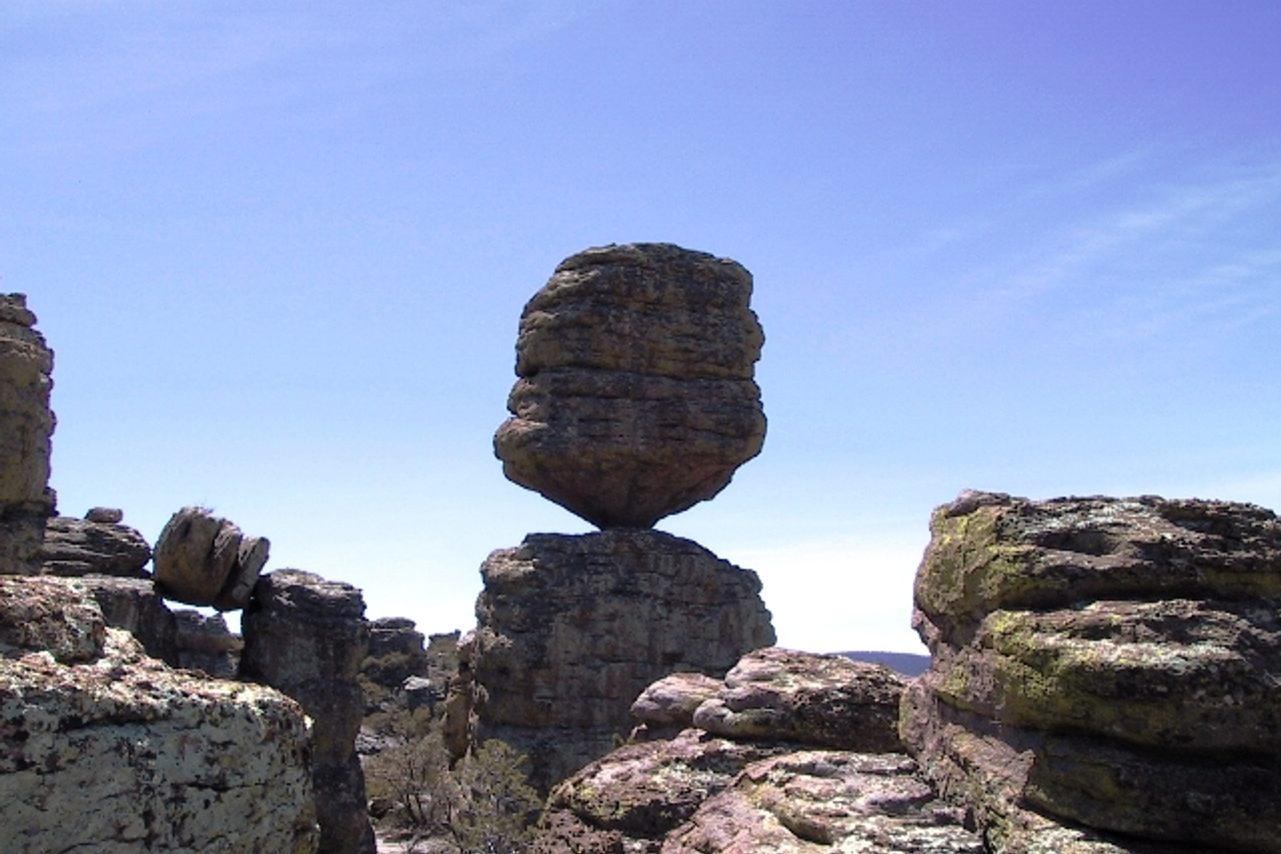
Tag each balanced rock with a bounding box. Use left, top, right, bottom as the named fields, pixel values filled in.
left=153, top=506, right=269, bottom=610
left=534, top=647, right=981, bottom=853
left=240, top=569, right=375, bottom=854
left=0, top=294, right=55, bottom=575
left=494, top=243, right=766, bottom=528
left=40, top=514, right=152, bottom=577
left=0, top=575, right=318, bottom=852
left=901, top=491, right=1281, bottom=853
left=450, top=529, right=775, bottom=792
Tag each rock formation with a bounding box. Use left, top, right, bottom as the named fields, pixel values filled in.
left=0, top=295, right=55, bottom=575
left=0, top=575, right=318, bottom=852
left=153, top=505, right=270, bottom=610
left=494, top=243, right=766, bottom=529
left=75, top=574, right=180, bottom=666
left=901, top=490, right=1281, bottom=853
left=173, top=608, right=242, bottom=678
left=39, top=511, right=151, bottom=577
left=533, top=647, right=983, bottom=853
left=241, top=568, right=375, bottom=854
left=452, top=529, right=775, bottom=792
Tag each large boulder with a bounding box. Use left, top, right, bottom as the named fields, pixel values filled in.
left=901, top=491, right=1281, bottom=853
left=40, top=513, right=152, bottom=577
left=0, top=575, right=317, bottom=852
left=152, top=506, right=269, bottom=610
left=240, top=569, right=375, bottom=854
left=450, top=529, right=775, bottom=792
left=494, top=243, right=766, bottom=528
left=0, top=294, right=55, bottom=575
left=533, top=647, right=982, bottom=853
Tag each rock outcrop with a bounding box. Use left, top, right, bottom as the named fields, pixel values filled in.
left=40, top=512, right=151, bottom=577
left=153, top=506, right=270, bottom=610
left=76, top=573, right=180, bottom=666
left=533, top=647, right=984, bottom=853
left=0, top=295, right=55, bottom=575
left=0, top=575, right=318, bottom=852
left=494, top=243, right=766, bottom=528
left=174, top=608, right=242, bottom=678
left=452, top=529, right=775, bottom=792
left=241, top=569, right=375, bottom=854
left=901, top=491, right=1281, bottom=853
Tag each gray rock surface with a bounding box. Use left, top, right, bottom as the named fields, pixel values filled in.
left=75, top=574, right=180, bottom=666
left=39, top=514, right=152, bottom=577
left=450, top=529, right=775, bottom=793
left=0, top=294, right=55, bottom=575
left=241, top=568, right=375, bottom=854
left=902, top=490, right=1281, bottom=853
left=173, top=608, right=242, bottom=678
left=85, top=506, right=124, bottom=523
left=494, top=243, right=766, bottom=528
left=153, top=506, right=269, bottom=610
left=0, top=575, right=318, bottom=852
left=533, top=647, right=981, bottom=853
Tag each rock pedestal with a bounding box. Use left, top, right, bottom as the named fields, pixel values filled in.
left=240, top=569, right=375, bottom=854
left=452, top=529, right=775, bottom=792
left=0, top=295, right=55, bottom=575
left=901, top=491, right=1281, bottom=853
left=494, top=243, right=766, bottom=528
left=0, top=576, right=318, bottom=852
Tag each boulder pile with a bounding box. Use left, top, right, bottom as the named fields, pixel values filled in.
left=902, top=490, right=1281, bottom=853
left=39, top=510, right=151, bottom=577
left=533, top=647, right=984, bottom=852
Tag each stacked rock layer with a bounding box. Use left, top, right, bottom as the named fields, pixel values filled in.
left=534, top=647, right=984, bottom=853
left=450, top=529, right=776, bottom=792
left=494, top=243, right=766, bottom=528
left=0, top=295, right=55, bottom=575
left=901, top=491, right=1281, bottom=853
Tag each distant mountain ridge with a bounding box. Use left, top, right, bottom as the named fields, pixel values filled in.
left=838, top=650, right=931, bottom=677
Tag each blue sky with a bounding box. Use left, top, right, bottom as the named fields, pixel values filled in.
left=4, top=1, right=1279, bottom=652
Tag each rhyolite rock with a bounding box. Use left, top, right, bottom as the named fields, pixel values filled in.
left=0, top=294, right=55, bottom=575
left=533, top=647, right=982, bottom=853
left=0, top=575, right=318, bottom=852
left=901, top=490, right=1281, bottom=854
left=40, top=513, right=152, bottom=577
left=494, top=243, right=766, bottom=528
left=173, top=608, right=242, bottom=678
left=153, top=506, right=270, bottom=610
left=240, top=568, right=375, bottom=854
left=450, top=529, right=775, bottom=792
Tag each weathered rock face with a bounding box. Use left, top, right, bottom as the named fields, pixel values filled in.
left=0, top=575, right=318, bottom=852
left=76, top=574, right=180, bottom=666
left=0, top=295, right=55, bottom=576
left=494, top=243, right=766, bottom=528
left=153, top=506, right=270, bottom=610
left=534, top=647, right=983, bottom=853
left=173, top=608, right=242, bottom=678
left=241, top=569, right=375, bottom=854
left=40, top=513, right=152, bottom=577
left=901, top=491, right=1281, bottom=854
left=453, top=529, right=775, bottom=792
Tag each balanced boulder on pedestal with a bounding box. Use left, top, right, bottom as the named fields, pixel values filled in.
left=494, top=243, right=766, bottom=529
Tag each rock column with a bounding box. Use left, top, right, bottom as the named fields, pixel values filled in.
left=901, top=491, right=1281, bottom=853
left=0, top=295, right=55, bottom=575
left=240, top=569, right=375, bottom=854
